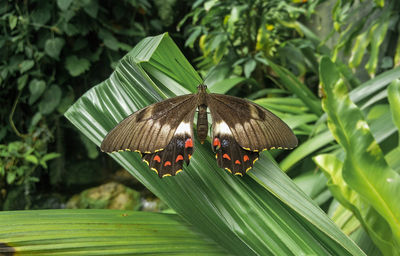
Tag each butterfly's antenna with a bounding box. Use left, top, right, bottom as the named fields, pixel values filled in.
left=174, top=58, right=203, bottom=85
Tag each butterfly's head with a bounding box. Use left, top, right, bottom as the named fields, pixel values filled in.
left=197, top=84, right=207, bottom=93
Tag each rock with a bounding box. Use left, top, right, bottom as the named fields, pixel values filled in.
left=66, top=182, right=140, bottom=210
left=141, top=197, right=169, bottom=212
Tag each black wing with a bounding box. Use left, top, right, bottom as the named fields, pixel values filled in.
left=101, top=94, right=197, bottom=153
left=207, top=93, right=297, bottom=175
left=101, top=94, right=197, bottom=177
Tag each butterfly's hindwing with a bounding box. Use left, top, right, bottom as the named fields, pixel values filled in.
left=207, top=93, right=297, bottom=152
left=213, top=135, right=259, bottom=176
left=141, top=109, right=195, bottom=177
left=142, top=135, right=194, bottom=177
left=101, top=94, right=198, bottom=154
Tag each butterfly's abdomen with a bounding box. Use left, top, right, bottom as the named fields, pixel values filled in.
left=197, top=104, right=208, bottom=143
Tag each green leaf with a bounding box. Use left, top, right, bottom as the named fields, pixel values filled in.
left=321, top=57, right=400, bottom=251
left=31, top=2, right=51, bottom=26
left=39, top=153, right=61, bottom=169
left=65, top=55, right=91, bottom=77
left=83, top=0, right=98, bottom=18
left=57, top=0, right=73, bottom=10
left=38, top=85, right=62, bottom=115
left=19, top=60, right=34, bottom=74
left=65, top=34, right=365, bottom=256
left=185, top=26, right=202, bottom=47
left=0, top=210, right=227, bottom=255
left=320, top=56, right=340, bottom=89
left=280, top=130, right=334, bottom=172
left=293, top=171, right=330, bottom=205
left=45, top=38, right=65, bottom=60
left=25, top=154, right=39, bottom=165
left=41, top=152, right=61, bottom=162
left=98, top=29, right=119, bottom=51
left=6, top=171, right=16, bottom=184
left=244, top=58, right=256, bottom=78
left=30, top=112, right=42, bottom=127
left=350, top=66, right=400, bottom=103
left=28, top=79, right=46, bottom=104
left=208, top=77, right=247, bottom=94
left=395, top=36, right=400, bottom=67
left=374, top=0, right=384, bottom=8
left=365, top=20, right=389, bottom=77
left=17, top=74, right=29, bottom=91
left=8, top=15, right=17, bottom=30
left=388, top=79, right=400, bottom=133
left=349, top=32, right=370, bottom=69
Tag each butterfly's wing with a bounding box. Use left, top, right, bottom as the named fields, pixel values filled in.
left=207, top=93, right=297, bottom=175
left=101, top=94, right=198, bottom=177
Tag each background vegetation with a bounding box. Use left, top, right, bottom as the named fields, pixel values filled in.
left=1, top=0, right=399, bottom=255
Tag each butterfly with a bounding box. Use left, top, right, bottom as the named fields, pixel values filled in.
left=101, top=84, right=297, bottom=178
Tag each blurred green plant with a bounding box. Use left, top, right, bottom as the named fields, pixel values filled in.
left=179, top=0, right=319, bottom=85
left=0, top=0, right=165, bottom=209
left=314, top=57, right=400, bottom=255
left=272, top=1, right=400, bottom=254
left=330, top=0, right=399, bottom=77
left=0, top=138, right=60, bottom=209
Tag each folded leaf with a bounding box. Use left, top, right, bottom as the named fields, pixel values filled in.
left=0, top=210, right=227, bottom=255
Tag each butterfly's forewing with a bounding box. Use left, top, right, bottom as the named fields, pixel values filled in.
left=207, top=93, right=297, bottom=175
left=207, top=93, right=297, bottom=150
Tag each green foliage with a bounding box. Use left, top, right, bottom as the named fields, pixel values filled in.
left=331, top=0, right=400, bottom=77
left=315, top=57, right=400, bottom=255
left=271, top=2, right=400, bottom=251
left=0, top=0, right=398, bottom=254
left=65, top=33, right=365, bottom=255
left=180, top=0, right=317, bottom=85
left=0, top=0, right=165, bottom=209
left=0, top=136, right=60, bottom=208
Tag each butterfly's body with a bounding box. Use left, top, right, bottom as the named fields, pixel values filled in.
left=101, top=85, right=297, bottom=178
left=196, top=104, right=209, bottom=143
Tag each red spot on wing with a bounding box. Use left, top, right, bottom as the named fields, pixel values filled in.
left=188, top=154, right=192, bottom=159
left=213, top=138, right=221, bottom=149
left=223, top=154, right=231, bottom=160
left=243, top=155, right=249, bottom=162
left=153, top=155, right=161, bottom=163
left=164, top=161, right=171, bottom=166
left=185, top=138, right=193, bottom=148
left=235, top=160, right=241, bottom=165
left=176, top=155, right=184, bottom=162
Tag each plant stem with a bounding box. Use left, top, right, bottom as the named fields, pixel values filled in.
left=9, top=90, right=28, bottom=138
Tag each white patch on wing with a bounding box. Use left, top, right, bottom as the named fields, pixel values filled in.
left=152, top=121, right=161, bottom=131
left=215, top=121, right=232, bottom=135
left=174, top=121, right=191, bottom=135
